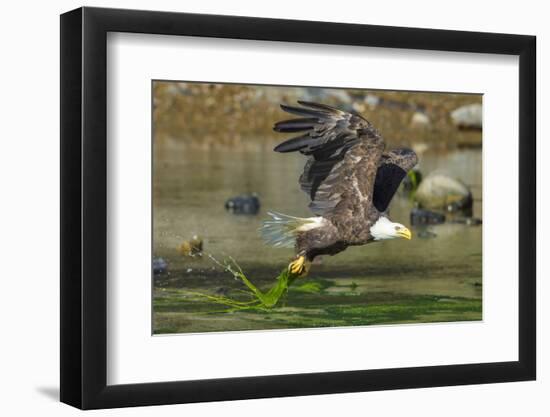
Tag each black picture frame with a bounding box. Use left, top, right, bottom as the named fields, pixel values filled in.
left=60, top=6, right=536, bottom=410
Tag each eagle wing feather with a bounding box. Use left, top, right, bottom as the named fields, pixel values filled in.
left=373, top=148, right=419, bottom=212
left=274, top=101, right=386, bottom=220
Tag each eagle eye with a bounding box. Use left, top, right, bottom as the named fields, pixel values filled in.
left=394, top=225, right=401, bottom=231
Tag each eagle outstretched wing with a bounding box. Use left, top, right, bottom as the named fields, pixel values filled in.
left=274, top=101, right=382, bottom=219
left=273, top=101, right=417, bottom=218
left=373, top=148, right=418, bottom=212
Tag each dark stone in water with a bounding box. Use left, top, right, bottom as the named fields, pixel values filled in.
left=153, top=257, right=168, bottom=275
left=225, top=193, right=260, bottom=215
left=410, top=208, right=446, bottom=226
left=416, top=229, right=438, bottom=239
left=215, top=287, right=230, bottom=296
left=449, top=217, right=482, bottom=226
left=446, top=197, right=474, bottom=213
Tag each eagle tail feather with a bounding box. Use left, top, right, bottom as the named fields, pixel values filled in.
left=260, top=211, right=324, bottom=248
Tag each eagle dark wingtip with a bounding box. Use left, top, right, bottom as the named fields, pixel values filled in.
left=273, top=143, right=284, bottom=152
left=280, top=103, right=293, bottom=112
left=273, top=135, right=313, bottom=153
left=273, top=118, right=317, bottom=133
left=273, top=141, right=296, bottom=153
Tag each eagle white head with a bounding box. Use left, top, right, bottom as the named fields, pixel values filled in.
left=370, top=216, right=412, bottom=241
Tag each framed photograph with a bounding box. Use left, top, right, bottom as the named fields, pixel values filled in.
left=60, top=6, right=536, bottom=409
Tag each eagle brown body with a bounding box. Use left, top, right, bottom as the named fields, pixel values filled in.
left=262, top=101, right=418, bottom=274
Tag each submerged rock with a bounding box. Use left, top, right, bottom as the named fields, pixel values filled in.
left=415, top=172, right=473, bottom=212
left=153, top=257, right=168, bottom=275
left=225, top=193, right=260, bottom=215
left=416, top=229, right=438, bottom=239
left=448, top=217, right=482, bottom=226
left=177, top=235, right=203, bottom=257
left=410, top=208, right=446, bottom=226
left=450, top=103, right=482, bottom=130
left=215, top=287, right=230, bottom=296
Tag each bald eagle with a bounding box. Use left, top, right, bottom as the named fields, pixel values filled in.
left=261, top=101, right=418, bottom=275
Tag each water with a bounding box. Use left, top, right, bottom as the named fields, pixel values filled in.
left=153, top=143, right=482, bottom=334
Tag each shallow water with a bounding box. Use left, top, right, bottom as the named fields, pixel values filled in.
left=153, top=144, right=482, bottom=334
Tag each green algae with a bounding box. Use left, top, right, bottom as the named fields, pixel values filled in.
left=153, top=293, right=482, bottom=334
left=181, top=255, right=299, bottom=311
left=152, top=255, right=482, bottom=333
left=154, top=265, right=482, bottom=334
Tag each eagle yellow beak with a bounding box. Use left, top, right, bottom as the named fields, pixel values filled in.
left=397, top=227, right=412, bottom=240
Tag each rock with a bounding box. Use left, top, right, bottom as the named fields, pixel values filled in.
left=464, top=217, right=482, bottom=226
left=448, top=217, right=482, bottom=226
left=411, top=143, right=429, bottom=155
left=152, top=257, right=168, bottom=275
left=364, top=94, right=381, bottom=109
left=261, top=87, right=310, bottom=104
left=415, top=172, right=473, bottom=212
left=410, top=208, right=446, bottom=226
left=304, top=88, right=352, bottom=104
left=215, top=287, right=230, bottom=296
left=410, top=112, right=430, bottom=128
left=324, top=89, right=352, bottom=103
left=416, top=229, right=438, bottom=239
left=450, top=103, right=482, bottom=129
left=225, top=193, right=260, bottom=215
left=177, top=235, right=203, bottom=257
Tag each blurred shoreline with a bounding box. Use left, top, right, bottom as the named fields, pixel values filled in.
left=153, top=81, right=482, bottom=150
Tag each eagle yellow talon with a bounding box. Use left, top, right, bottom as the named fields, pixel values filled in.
left=289, top=256, right=309, bottom=276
